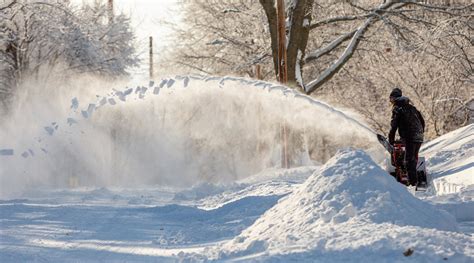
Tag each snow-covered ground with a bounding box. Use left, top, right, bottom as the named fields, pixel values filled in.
left=0, top=77, right=473, bottom=262
left=1, top=124, right=473, bottom=262
left=421, top=124, right=474, bottom=195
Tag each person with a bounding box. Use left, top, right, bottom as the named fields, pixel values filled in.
left=388, top=88, right=425, bottom=186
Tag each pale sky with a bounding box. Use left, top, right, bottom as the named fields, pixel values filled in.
left=73, top=0, right=180, bottom=43
left=72, top=0, right=181, bottom=75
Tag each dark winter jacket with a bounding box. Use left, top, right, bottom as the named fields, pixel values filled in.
left=389, top=96, right=425, bottom=144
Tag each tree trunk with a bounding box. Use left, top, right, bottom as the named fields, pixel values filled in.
left=286, top=0, right=313, bottom=88
left=260, top=0, right=313, bottom=89
left=259, top=0, right=279, bottom=78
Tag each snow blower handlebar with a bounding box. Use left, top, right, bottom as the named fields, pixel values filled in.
left=377, top=134, right=394, bottom=155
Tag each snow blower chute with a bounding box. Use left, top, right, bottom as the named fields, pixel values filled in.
left=377, top=134, right=428, bottom=190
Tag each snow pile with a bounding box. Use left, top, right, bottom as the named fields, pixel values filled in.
left=216, top=149, right=472, bottom=261
left=421, top=123, right=474, bottom=195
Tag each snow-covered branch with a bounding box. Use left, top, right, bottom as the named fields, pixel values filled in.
left=0, top=0, right=16, bottom=10
left=309, top=15, right=368, bottom=29
left=402, top=0, right=473, bottom=11
left=303, top=0, right=402, bottom=94
left=305, top=17, right=375, bottom=94
left=303, top=0, right=447, bottom=94
left=304, top=31, right=356, bottom=64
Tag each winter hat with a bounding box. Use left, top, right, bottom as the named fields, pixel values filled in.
left=389, top=88, right=402, bottom=98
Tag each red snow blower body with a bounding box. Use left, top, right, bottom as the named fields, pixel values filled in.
left=377, top=134, right=428, bottom=190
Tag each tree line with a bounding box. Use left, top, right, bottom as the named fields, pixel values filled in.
left=0, top=0, right=138, bottom=111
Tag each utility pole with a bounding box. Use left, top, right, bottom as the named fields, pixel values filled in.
left=149, top=36, right=154, bottom=80
left=107, top=0, right=114, bottom=24
left=255, top=64, right=262, bottom=80
left=277, top=0, right=289, bottom=169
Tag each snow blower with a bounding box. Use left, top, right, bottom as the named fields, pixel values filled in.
left=377, top=134, right=428, bottom=190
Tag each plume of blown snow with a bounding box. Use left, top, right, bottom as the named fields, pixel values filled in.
left=0, top=74, right=380, bottom=198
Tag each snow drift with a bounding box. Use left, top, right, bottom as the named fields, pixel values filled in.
left=216, top=149, right=472, bottom=262
left=419, top=123, right=474, bottom=224
left=421, top=123, right=474, bottom=195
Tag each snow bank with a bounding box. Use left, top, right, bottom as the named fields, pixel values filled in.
left=422, top=124, right=473, bottom=155
left=425, top=185, right=474, bottom=222
left=421, top=124, right=474, bottom=195
left=216, top=149, right=472, bottom=262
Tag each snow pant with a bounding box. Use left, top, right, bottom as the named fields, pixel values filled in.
left=405, top=141, right=422, bottom=186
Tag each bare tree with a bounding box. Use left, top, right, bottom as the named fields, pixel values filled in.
left=259, top=0, right=472, bottom=94
left=0, top=0, right=139, bottom=110
left=158, top=1, right=273, bottom=78
left=318, top=2, right=473, bottom=137
left=0, top=0, right=16, bottom=11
